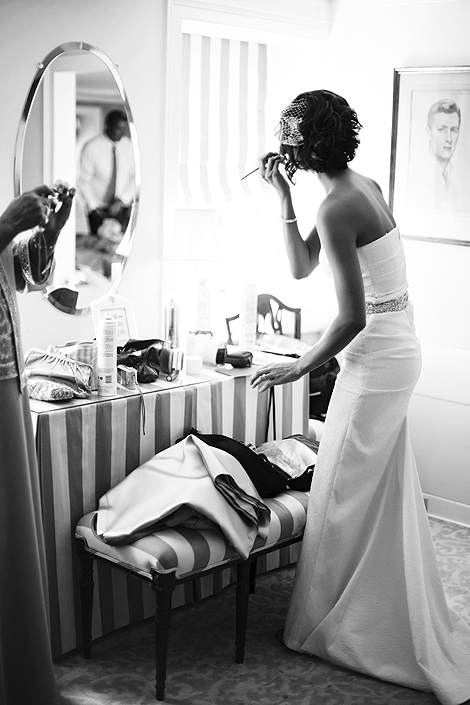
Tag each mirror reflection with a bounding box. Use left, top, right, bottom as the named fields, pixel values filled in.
left=16, top=43, right=139, bottom=315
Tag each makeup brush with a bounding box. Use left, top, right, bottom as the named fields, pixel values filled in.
left=240, top=154, right=284, bottom=181
left=240, top=167, right=259, bottom=181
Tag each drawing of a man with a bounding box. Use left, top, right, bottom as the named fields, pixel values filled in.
left=425, top=99, right=461, bottom=196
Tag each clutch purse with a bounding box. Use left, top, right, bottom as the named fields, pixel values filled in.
left=47, top=340, right=98, bottom=390
left=24, top=348, right=93, bottom=399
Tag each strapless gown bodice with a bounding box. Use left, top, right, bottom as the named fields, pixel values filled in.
left=319, top=226, right=408, bottom=303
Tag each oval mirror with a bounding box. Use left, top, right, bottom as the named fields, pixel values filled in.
left=14, top=42, right=140, bottom=315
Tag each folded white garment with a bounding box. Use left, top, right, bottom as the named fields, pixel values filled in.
left=96, top=434, right=270, bottom=559
left=255, top=438, right=317, bottom=478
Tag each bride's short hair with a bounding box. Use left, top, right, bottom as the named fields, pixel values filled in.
left=280, top=90, right=362, bottom=181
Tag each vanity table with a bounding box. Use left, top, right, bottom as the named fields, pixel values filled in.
left=30, top=361, right=308, bottom=657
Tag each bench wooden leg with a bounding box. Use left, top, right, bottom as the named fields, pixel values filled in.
left=235, top=559, right=253, bottom=664
left=153, top=571, right=176, bottom=701
left=76, top=539, right=94, bottom=659
left=249, top=558, right=257, bottom=594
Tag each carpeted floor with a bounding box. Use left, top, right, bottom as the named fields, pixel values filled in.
left=55, top=517, right=470, bottom=705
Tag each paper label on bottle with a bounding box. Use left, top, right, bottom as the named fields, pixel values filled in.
left=97, top=318, right=117, bottom=395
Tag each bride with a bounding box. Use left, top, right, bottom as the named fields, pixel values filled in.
left=250, top=89, right=470, bottom=705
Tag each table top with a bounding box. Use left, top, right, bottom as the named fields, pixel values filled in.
left=29, top=350, right=296, bottom=415
left=29, top=367, right=221, bottom=414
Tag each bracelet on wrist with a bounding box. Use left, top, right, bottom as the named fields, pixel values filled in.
left=281, top=215, right=297, bottom=223
left=18, top=238, right=40, bottom=286
left=20, top=235, right=54, bottom=287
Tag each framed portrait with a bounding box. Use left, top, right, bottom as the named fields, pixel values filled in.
left=390, top=66, right=470, bottom=246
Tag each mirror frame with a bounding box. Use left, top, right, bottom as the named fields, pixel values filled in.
left=14, top=41, right=141, bottom=316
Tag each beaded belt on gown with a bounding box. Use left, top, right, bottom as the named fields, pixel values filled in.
left=365, top=291, right=408, bottom=315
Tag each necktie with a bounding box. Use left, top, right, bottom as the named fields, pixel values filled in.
left=442, top=167, right=449, bottom=189
left=105, top=144, right=117, bottom=204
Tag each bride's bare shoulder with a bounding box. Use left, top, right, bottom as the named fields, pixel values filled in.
left=355, top=170, right=384, bottom=195
left=317, top=192, right=355, bottom=233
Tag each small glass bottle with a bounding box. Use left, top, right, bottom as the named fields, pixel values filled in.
left=165, top=299, right=179, bottom=349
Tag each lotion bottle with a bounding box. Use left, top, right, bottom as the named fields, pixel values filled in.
left=97, top=314, right=117, bottom=396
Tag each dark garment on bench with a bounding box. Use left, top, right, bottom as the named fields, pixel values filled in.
left=186, top=429, right=292, bottom=497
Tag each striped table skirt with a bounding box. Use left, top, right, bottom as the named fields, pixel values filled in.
left=30, top=367, right=308, bottom=657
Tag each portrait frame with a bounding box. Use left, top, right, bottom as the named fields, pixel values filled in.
left=390, top=66, right=470, bottom=246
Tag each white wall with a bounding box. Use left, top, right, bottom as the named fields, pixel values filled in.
left=0, top=0, right=468, bottom=522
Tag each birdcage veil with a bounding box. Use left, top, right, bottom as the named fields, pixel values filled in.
left=274, top=98, right=309, bottom=146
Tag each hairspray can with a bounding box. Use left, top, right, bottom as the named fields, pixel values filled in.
left=97, top=314, right=117, bottom=396
left=164, top=299, right=179, bottom=349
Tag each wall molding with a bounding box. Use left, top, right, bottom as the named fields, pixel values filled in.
left=171, top=0, right=332, bottom=40
left=424, top=493, right=470, bottom=528
left=345, top=0, right=463, bottom=7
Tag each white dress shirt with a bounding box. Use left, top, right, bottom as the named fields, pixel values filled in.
left=407, top=149, right=468, bottom=211
left=78, top=134, right=135, bottom=212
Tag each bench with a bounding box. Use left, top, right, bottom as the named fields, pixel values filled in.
left=75, top=488, right=309, bottom=701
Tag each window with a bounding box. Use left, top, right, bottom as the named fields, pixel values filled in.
left=162, top=4, right=334, bottom=341
left=178, top=33, right=268, bottom=207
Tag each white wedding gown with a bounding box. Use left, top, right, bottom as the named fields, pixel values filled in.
left=283, top=228, right=470, bottom=705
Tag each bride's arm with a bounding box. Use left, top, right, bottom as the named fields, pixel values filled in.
left=251, top=200, right=365, bottom=393
left=295, top=200, right=366, bottom=376
left=260, top=152, right=320, bottom=279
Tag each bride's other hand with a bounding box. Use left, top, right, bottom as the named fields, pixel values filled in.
left=250, top=359, right=300, bottom=392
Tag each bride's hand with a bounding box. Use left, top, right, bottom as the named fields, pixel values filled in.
left=259, top=152, right=289, bottom=197
left=250, top=359, right=301, bottom=392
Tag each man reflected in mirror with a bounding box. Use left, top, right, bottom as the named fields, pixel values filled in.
left=78, top=109, right=134, bottom=240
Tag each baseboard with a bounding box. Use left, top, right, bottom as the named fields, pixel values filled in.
left=423, top=493, right=470, bottom=528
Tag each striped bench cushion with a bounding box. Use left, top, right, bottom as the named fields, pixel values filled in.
left=75, top=490, right=309, bottom=580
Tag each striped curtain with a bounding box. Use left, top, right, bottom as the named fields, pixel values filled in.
left=178, top=34, right=268, bottom=207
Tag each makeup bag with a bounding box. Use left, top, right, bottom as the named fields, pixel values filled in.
left=117, top=339, right=169, bottom=383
